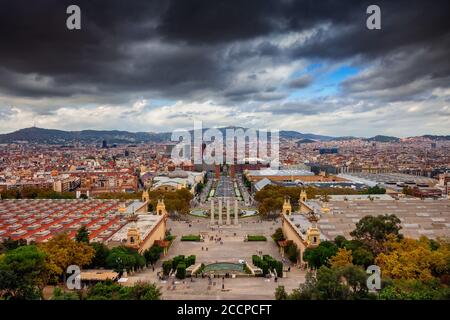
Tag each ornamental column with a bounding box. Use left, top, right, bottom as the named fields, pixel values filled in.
left=226, top=199, right=231, bottom=225
left=218, top=199, right=223, bottom=225
left=234, top=200, right=239, bottom=225
left=210, top=200, right=215, bottom=225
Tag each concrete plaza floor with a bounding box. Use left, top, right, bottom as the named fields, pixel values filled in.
left=126, top=216, right=306, bottom=300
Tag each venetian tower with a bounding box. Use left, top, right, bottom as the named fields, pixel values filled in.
left=299, top=189, right=313, bottom=214
left=142, top=188, right=150, bottom=202
left=305, top=211, right=321, bottom=247
left=127, top=215, right=141, bottom=249
left=281, top=196, right=292, bottom=215
left=299, top=189, right=307, bottom=203
left=156, top=199, right=168, bottom=216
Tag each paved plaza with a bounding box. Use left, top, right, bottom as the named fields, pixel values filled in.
left=126, top=216, right=306, bottom=300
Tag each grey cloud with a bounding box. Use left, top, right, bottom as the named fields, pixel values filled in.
left=287, top=75, right=313, bottom=89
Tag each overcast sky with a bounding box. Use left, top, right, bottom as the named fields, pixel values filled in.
left=0, top=0, right=449, bottom=137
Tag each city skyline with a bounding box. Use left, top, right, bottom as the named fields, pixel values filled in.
left=1, top=125, right=450, bottom=140
left=0, top=0, right=449, bottom=136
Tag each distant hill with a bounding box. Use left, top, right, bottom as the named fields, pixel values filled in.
left=364, top=135, right=400, bottom=142
left=0, top=127, right=335, bottom=144
left=279, top=130, right=334, bottom=141
left=296, top=138, right=317, bottom=144
left=0, top=127, right=446, bottom=144
left=331, top=136, right=359, bottom=141
left=420, top=135, right=450, bottom=141
left=0, top=127, right=171, bottom=144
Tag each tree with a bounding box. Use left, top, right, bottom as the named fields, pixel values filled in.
left=162, top=260, right=172, bottom=275
left=350, top=214, right=402, bottom=254
left=303, top=241, right=338, bottom=268
left=337, top=264, right=369, bottom=299
left=375, top=237, right=450, bottom=281
left=362, top=185, right=386, bottom=195
left=75, top=226, right=90, bottom=243
left=288, top=271, right=320, bottom=299
left=330, top=248, right=353, bottom=268
left=0, top=245, right=48, bottom=299
left=106, top=246, right=137, bottom=273
left=127, top=281, right=162, bottom=300
left=176, top=263, right=186, bottom=279
left=314, top=266, right=350, bottom=299
left=285, top=242, right=299, bottom=263
left=86, top=280, right=161, bottom=300
left=351, top=247, right=374, bottom=268
left=143, top=245, right=163, bottom=265
left=275, top=286, right=288, bottom=300
left=88, top=242, right=110, bottom=268
left=172, top=255, right=186, bottom=270
left=0, top=237, right=28, bottom=253
left=334, top=235, right=347, bottom=248
left=52, top=287, right=80, bottom=300
left=272, top=228, right=285, bottom=243
left=275, top=265, right=373, bottom=300
left=86, top=280, right=130, bottom=300
left=147, top=189, right=193, bottom=214
left=254, top=185, right=360, bottom=216
left=379, top=278, right=450, bottom=300
left=39, top=234, right=95, bottom=283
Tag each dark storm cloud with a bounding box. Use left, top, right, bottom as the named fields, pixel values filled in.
left=0, top=0, right=449, bottom=106
left=341, top=35, right=450, bottom=102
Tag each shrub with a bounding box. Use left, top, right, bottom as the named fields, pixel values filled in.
left=196, top=263, right=206, bottom=274
left=260, top=261, right=269, bottom=275
left=286, top=242, right=299, bottom=263
left=172, top=255, right=185, bottom=270
left=144, top=244, right=163, bottom=265
left=252, top=255, right=261, bottom=266
left=165, top=235, right=175, bottom=242
left=272, top=228, right=285, bottom=243
left=251, top=254, right=283, bottom=277
left=186, top=255, right=196, bottom=267
left=162, top=260, right=172, bottom=275
left=181, top=235, right=201, bottom=241
left=176, top=263, right=186, bottom=279
left=247, top=235, right=267, bottom=241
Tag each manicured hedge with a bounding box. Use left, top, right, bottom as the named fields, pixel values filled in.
left=162, top=261, right=172, bottom=275
left=163, top=255, right=196, bottom=278
left=176, top=263, right=186, bottom=279
left=172, top=255, right=185, bottom=270
left=247, top=235, right=267, bottom=241
left=252, top=254, right=283, bottom=277
left=186, top=255, right=196, bottom=267
left=181, top=235, right=201, bottom=241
